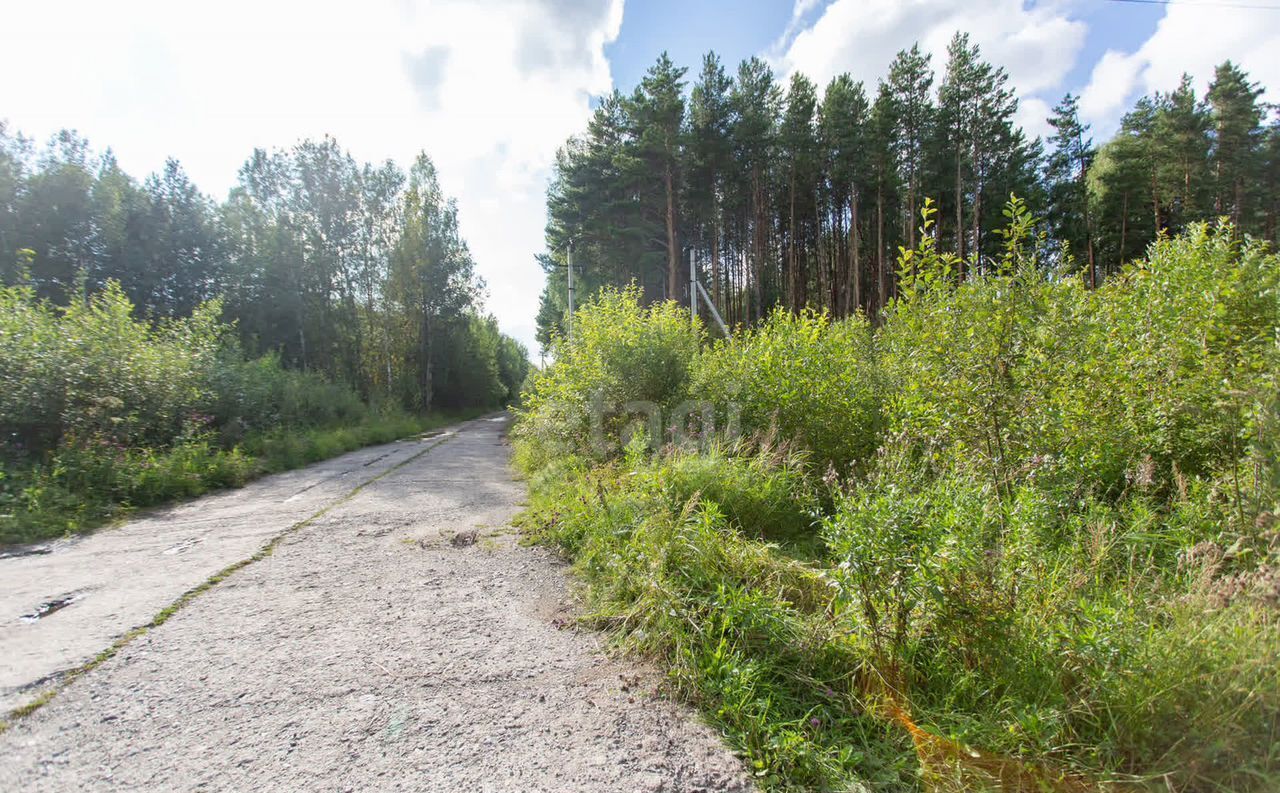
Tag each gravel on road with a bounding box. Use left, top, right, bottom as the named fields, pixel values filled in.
left=0, top=415, right=752, bottom=792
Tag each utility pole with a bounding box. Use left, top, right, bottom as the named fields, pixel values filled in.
left=566, top=238, right=575, bottom=342
left=688, top=246, right=729, bottom=336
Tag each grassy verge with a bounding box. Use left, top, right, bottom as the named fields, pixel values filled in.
left=0, top=409, right=480, bottom=546
left=512, top=214, right=1280, bottom=791
left=518, top=444, right=1280, bottom=792
left=516, top=447, right=919, bottom=790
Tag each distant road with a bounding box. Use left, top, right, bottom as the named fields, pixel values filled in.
left=1, top=415, right=749, bottom=792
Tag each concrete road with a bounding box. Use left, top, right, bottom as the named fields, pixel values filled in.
left=0, top=415, right=750, bottom=792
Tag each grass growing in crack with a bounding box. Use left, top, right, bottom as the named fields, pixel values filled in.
left=0, top=431, right=455, bottom=731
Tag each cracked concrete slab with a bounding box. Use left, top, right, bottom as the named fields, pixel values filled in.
left=0, top=415, right=751, bottom=792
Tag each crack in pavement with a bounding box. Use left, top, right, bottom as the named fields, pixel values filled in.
left=0, top=433, right=454, bottom=728
left=0, top=417, right=752, bottom=792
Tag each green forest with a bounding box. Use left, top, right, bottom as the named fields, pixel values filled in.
left=515, top=38, right=1280, bottom=793
left=0, top=130, right=528, bottom=543
left=536, top=37, right=1279, bottom=345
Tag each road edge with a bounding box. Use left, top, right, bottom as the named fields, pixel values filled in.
left=0, top=431, right=457, bottom=733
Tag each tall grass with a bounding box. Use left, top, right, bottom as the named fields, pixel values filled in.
left=513, top=203, right=1280, bottom=791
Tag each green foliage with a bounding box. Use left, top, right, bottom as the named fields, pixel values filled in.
left=0, top=282, right=469, bottom=545
left=691, top=307, right=882, bottom=470
left=517, top=449, right=916, bottom=791
left=1, top=126, right=526, bottom=419
left=650, top=443, right=819, bottom=549
left=514, top=285, right=702, bottom=466
left=0, top=411, right=456, bottom=546
left=515, top=206, right=1280, bottom=791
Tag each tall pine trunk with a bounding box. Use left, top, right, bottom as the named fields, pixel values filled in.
left=876, top=181, right=886, bottom=318
left=665, top=165, right=679, bottom=299
left=851, top=188, right=861, bottom=314
left=955, top=146, right=965, bottom=269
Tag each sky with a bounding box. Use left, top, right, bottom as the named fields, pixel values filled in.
left=2, top=0, right=1279, bottom=355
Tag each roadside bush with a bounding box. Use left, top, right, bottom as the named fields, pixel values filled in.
left=881, top=213, right=1279, bottom=504
left=208, top=352, right=366, bottom=435
left=1, top=282, right=226, bottom=450
left=1, top=281, right=374, bottom=456
left=514, top=285, right=701, bottom=467
left=0, top=281, right=462, bottom=545
left=691, top=308, right=882, bottom=471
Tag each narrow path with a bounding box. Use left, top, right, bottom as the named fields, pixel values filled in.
left=0, top=416, right=750, bottom=792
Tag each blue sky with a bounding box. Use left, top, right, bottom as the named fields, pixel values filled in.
left=607, top=0, right=795, bottom=86
left=608, top=0, right=1164, bottom=93
left=1, top=0, right=1277, bottom=354
left=607, top=0, right=1170, bottom=139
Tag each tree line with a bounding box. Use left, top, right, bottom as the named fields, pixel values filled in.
left=0, top=128, right=527, bottom=412
left=537, top=34, right=1280, bottom=346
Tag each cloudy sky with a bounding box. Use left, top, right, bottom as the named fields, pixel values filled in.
left=3, top=0, right=1278, bottom=353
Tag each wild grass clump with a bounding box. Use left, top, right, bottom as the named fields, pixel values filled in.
left=514, top=200, right=1280, bottom=791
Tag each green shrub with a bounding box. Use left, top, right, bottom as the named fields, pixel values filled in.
left=881, top=214, right=1279, bottom=504
left=692, top=308, right=883, bottom=471
left=0, top=281, right=473, bottom=545
left=514, top=285, right=702, bottom=467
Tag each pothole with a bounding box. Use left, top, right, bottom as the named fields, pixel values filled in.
left=19, top=592, right=86, bottom=623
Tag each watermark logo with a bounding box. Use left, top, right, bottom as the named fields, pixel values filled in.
left=587, top=390, right=741, bottom=456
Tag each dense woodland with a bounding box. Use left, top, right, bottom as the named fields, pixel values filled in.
left=537, top=35, right=1280, bottom=345
left=0, top=130, right=527, bottom=542
left=0, top=129, right=527, bottom=412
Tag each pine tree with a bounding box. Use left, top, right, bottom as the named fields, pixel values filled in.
left=1261, top=119, right=1280, bottom=243
left=1206, top=61, right=1264, bottom=230
left=730, top=57, right=781, bottom=320
left=1046, top=93, right=1096, bottom=283
left=936, top=33, right=984, bottom=263
left=685, top=52, right=734, bottom=310
left=869, top=83, right=899, bottom=312
left=630, top=53, right=688, bottom=299
left=780, top=72, right=819, bottom=311
left=1090, top=100, right=1159, bottom=273
left=819, top=74, right=870, bottom=314
left=884, top=45, right=934, bottom=251
left=1153, top=75, right=1211, bottom=230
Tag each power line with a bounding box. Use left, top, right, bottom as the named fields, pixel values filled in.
left=1107, top=0, right=1280, bottom=10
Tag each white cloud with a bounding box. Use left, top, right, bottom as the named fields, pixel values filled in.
left=1079, top=4, right=1280, bottom=135
left=1078, top=50, right=1146, bottom=130
left=775, top=0, right=1086, bottom=110
left=1014, top=97, right=1055, bottom=143
left=0, top=0, right=623, bottom=355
